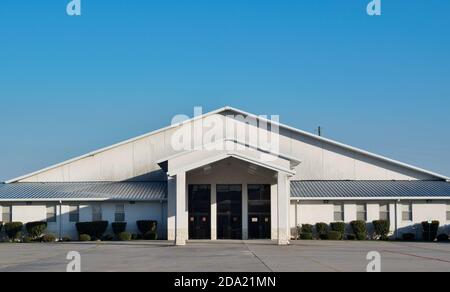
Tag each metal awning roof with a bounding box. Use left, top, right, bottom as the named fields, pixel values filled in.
left=290, top=180, right=450, bottom=199
left=0, top=182, right=167, bottom=202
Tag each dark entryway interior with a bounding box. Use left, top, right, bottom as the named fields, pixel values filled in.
left=248, top=184, right=271, bottom=239
left=188, top=185, right=211, bottom=239
left=217, top=184, right=242, bottom=239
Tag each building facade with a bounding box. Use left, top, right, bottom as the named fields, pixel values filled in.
left=1, top=107, right=449, bottom=244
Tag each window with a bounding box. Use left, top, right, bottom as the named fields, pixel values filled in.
left=356, top=204, right=367, bottom=221
left=447, top=204, right=450, bottom=221
left=1, top=205, right=12, bottom=223
left=69, top=205, right=80, bottom=223
left=92, top=204, right=102, bottom=221
left=402, top=203, right=412, bottom=221
left=46, top=205, right=57, bottom=223
left=115, top=204, right=125, bottom=222
left=379, top=204, right=390, bottom=221
left=333, top=204, right=344, bottom=221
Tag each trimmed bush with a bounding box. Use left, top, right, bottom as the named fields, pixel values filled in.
left=327, top=231, right=342, bottom=240
left=330, top=222, right=345, bottom=239
left=380, top=235, right=389, bottom=241
left=436, top=234, right=449, bottom=242
left=79, top=234, right=91, bottom=241
left=300, top=233, right=313, bottom=240
left=4, top=222, right=23, bottom=240
left=22, top=236, right=32, bottom=243
left=76, top=221, right=109, bottom=240
left=300, top=224, right=313, bottom=234
left=42, top=234, right=56, bottom=243
left=402, top=233, right=415, bottom=241
left=373, top=220, right=390, bottom=239
left=131, top=233, right=141, bottom=240
left=346, top=234, right=356, bottom=240
left=118, top=232, right=132, bottom=241
left=61, top=236, right=71, bottom=242
left=25, top=221, right=48, bottom=239
left=350, top=221, right=367, bottom=240
left=356, top=233, right=366, bottom=241
left=112, top=222, right=127, bottom=235
left=136, top=220, right=157, bottom=235
left=102, top=234, right=114, bottom=241
left=421, top=221, right=439, bottom=242
left=144, top=231, right=158, bottom=240
left=315, top=223, right=329, bottom=239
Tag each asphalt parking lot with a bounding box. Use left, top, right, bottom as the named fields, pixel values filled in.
left=0, top=240, right=449, bottom=272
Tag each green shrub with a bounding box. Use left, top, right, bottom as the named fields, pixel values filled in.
left=402, top=233, right=415, bottom=241
left=356, top=232, right=366, bottom=240
left=330, top=222, right=345, bottom=233
left=315, top=223, right=329, bottom=239
left=131, top=233, right=141, bottom=240
left=421, top=221, right=439, bottom=242
left=42, top=234, right=56, bottom=243
left=350, top=220, right=367, bottom=235
left=112, top=222, right=127, bottom=235
left=22, top=236, right=32, bottom=243
left=101, top=234, right=114, bottom=241
left=25, top=221, right=48, bottom=239
left=327, top=231, right=342, bottom=240
left=76, top=221, right=109, bottom=240
left=61, top=236, right=71, bottom=242
left=346, top=234, right=356, bottom=240
left=118, top=232, right=132, bottom=241
left=436, top=234, right=449, bottom=242
left=136, top=220, right=157, bottom=235
left=330, top=222, right=345, bottom=239
left=300, top=224, right=313, bottom=234
left=79, top=234, right=91, bottom=242
left=300, top=233, right=313, bottom=240
left=380, top=235, right=389, bottom=241
left=4, top=222, right=23, bottom=240
left=373, top=220, right=390, bottom=239
left=144, top=231, right=158, bottom=240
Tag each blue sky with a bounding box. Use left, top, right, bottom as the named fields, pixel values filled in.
left=0, top=0, right=449, bottom=181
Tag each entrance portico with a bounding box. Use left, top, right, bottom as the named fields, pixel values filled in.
left=160, top=143, right=298, bottom=246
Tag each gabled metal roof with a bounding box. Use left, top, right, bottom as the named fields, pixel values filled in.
left=5, top=106, right=449, bottom=183
left=290, top=180, right=450, bottom=199
left=0, top=182, right=167, bottom=202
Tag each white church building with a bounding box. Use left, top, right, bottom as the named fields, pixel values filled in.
left=1, top=106, right=449, bottom=245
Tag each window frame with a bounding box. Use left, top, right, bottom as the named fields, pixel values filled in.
left=379, top=203, right=390, bottom=221
left=92, top=204, right=102, bottom=221
left=356, top=203, right=367, bottom=222
left=446, top=203, right=450, bottom=222
left=69, top=205, right=80, bottom=223
left=1, top=205, right=12, bottom=223
left=333, top=203, right=344, bottom=222
left=46, top=204, right=57, bottom=223
left=402, top=203, right=413, bottom=222
left=115, top=204, right=125, bottom=222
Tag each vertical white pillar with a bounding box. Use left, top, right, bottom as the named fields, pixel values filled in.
left=211, top=184, right=217, bottom=240
left=242, top=184, right=248, bottom=240
left=270, top=184, right=278, bottom=240
left=175, top=172, right=188, bottom=246
left=167, top=176, right=176, bottom=241
left=277, top=172, right=290, bottom=245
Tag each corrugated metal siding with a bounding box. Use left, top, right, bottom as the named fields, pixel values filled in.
left=291, top=181, right=450, bottom=198
left=0, top=182, right=167, bottom=201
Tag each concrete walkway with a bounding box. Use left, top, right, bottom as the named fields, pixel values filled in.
left=0, top=240, right=449, bottom=272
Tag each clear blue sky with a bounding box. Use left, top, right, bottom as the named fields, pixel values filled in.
left=0, top=0, right=449, bottom=182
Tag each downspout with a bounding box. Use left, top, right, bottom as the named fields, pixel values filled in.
left=394, top=199, right=399, bottom=240
left=59, top=200, right=63, bottom=241
left=160, top=199, right=164, bottom=239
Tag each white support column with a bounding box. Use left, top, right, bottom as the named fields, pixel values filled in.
left=211, top=184, right=217, bottom=240
left=242, top=184, right=248, bottom=240
left=270, top=184, right=278, bottom=240
left=277, top=172, right=290, bottom=245
left=175, top=171, right=188, bottom=246
left=167, top=176, right=176, bottom=241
